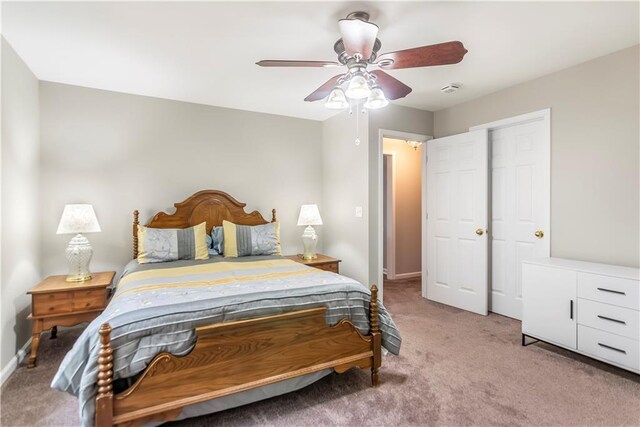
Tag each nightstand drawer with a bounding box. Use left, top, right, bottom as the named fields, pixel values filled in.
left=72, top=289, right=107, bottom=311
left=285, top=254, right=341, bottom=274
left=33, top=292, right=74, bottom=316
left=315, top=263, right=339, bottom=273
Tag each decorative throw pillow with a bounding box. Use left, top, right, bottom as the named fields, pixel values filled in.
left=205, top=233, right=218, bottom=256
left=138, top=222, right=209, bottom=264
left=222, top=220, right=281, bottom=258
left=211, top=226, right=224, bottom=255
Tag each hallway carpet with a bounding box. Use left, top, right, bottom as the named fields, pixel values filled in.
left=2, top=278, right=639, bottom=426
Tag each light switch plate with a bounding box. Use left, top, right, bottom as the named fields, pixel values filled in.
left=355, top=206, right=363, bottom=218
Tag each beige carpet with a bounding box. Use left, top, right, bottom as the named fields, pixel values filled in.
left=2, top=278, right=639, bottom=426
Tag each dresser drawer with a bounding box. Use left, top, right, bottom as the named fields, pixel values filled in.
left=72, top=289, right=107, bottom=311
left=577, top=299, right=640, bottom=340
left=578, top=325, right=639, bottom=372
left=33, top=292, right=74, bottom=316
left=577, top=273, right=639, bottom=310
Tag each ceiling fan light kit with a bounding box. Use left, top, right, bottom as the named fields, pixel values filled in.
left=325, top=87, right=349, bottom=110
left=364, top=85, right=389, bottom=109
left=257, top=10, right=468, bottom=111
left=344, top=73, right=372, bottom=99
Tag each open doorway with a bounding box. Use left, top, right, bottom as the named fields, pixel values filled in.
left=383, top=137, right=424, bottom=282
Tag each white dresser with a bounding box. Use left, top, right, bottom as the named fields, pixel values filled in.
left=522, top=257, right=639, bottom=374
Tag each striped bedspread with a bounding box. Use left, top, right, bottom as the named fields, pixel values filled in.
left=51, top=256, right=401, bottom=426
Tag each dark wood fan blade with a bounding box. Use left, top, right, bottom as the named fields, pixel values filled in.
left=376, top=41, right=468, bottom=70
left=370, top=70, right=412, bottom=100
left=304, top=74, right=344, bottom=102
left=338, top=18, right=379, bottom=60
left=256, top=60, right=341, bottom=68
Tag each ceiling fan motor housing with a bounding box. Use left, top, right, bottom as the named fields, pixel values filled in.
left=334, top=38, right=382, bottom=64
left=346, top=11, right=371, bottom=21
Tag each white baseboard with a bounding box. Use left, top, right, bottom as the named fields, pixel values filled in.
left=0, top=338, right=32, bottom=386
left=383, top=268, right=388, bottom=275
left=394, top=271, right=421, bottom=280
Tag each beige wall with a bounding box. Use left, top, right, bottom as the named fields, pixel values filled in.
left=321, top=105, right=433, bottom=290
left=1, top=38, right=40, bottom=376
left=434, top=45, right=640, bottom=267
left=383, top=138, right=423, bottom=275
left=321, top=110, right=370, bottom=285
left=39, top=82, right=323, bottom=278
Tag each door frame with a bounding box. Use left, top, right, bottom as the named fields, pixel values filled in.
left=377, top=129, right=431, bottom=297
left=470, top=108, right=551, bottom=316
left=382, top=152, right=397, bottom=280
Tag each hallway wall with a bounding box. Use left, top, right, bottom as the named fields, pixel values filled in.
left=383, top=138, right=423, bottom=276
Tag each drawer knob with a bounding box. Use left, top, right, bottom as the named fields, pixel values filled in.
left=534, top=230, right=544, bottom=239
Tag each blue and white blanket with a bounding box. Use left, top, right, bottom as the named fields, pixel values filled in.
left=51, top=256, right=401, bottom=426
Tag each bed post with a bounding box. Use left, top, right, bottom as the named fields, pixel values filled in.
left=96, top=323, right=114, bottom=427
left=271, top=208, right=277, bottom=223
left=133, top=210, right=139, bottom=259
left=369, top=284, right=381, bottom=387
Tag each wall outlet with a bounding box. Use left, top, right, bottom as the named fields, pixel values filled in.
left=355, top=206, right=363, bottom=218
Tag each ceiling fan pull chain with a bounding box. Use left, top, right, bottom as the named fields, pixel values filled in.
left=355, top=99, right=361, bottom=146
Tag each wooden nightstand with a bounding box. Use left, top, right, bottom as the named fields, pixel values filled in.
left=27, top=271, right=115, bottom=368
left=286, top=254, right=341, bottom=273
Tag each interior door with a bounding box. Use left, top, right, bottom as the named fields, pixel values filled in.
left=489, top=118, right=550, bottom=320
left=425, top=129, right=489, bottom=315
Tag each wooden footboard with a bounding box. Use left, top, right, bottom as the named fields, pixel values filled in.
left=95, top=285, right=382, bottom=427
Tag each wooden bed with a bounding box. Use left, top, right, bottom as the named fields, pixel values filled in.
left=95, top=190, right=382, bottom=426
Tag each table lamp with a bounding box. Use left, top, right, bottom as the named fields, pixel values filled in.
left=56, top=204, right=101, bottom=282
left=297, top=204, right=323, bottom=260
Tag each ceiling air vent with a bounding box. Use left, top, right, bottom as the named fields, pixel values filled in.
left=441, top=83, right=463, bottom=94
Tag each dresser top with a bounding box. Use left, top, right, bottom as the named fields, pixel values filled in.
left=523, top=257, right=639, bottom=280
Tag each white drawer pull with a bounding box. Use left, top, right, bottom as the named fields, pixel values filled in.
left=598, top=342, right=627, bottom=354
left=597, top=287, right=626, bottom=296
left=597, top=315, right=626, bottom=325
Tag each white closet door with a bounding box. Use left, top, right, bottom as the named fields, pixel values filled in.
left=426, top=129, right=489, bottom=315
left=490, top=118, right=550, bottom=320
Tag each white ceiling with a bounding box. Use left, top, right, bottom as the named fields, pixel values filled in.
left=3, top=1, right=638, bottom=121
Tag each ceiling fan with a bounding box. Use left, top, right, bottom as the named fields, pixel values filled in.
left=256, top=11, right=468, bottom=110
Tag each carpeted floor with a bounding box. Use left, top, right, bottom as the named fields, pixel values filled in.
left=2, top=278, right=639, bottom=426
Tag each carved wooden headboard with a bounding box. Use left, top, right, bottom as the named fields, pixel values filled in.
left=133, top=190, right=276, bottom=259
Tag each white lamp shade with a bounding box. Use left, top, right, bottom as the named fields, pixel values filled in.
left=297, top=204, right=323, bottom=226
left=56, top=204, right=102, bottom=234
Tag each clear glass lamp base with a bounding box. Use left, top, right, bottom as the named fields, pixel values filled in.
left=65, top=233, right=94, bottom=282
left=301, top=226, right=318, bottom=260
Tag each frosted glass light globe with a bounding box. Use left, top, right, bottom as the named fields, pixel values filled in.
left=345, top=75, right=371, bottom=99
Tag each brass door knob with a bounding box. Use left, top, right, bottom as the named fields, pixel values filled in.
left=475, top=228, right=484, bottom=236
left=535, top=230, right=544, bottom=239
